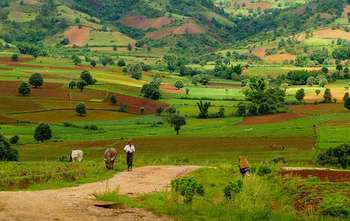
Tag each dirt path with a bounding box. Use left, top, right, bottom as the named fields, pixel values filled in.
left=0, top=166, right=200, bottom=221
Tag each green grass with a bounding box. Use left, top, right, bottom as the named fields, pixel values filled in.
left=88, top=31, right=134, bottom=47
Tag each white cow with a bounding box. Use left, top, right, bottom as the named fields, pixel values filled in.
left=70, top=150, right=84, bottom=162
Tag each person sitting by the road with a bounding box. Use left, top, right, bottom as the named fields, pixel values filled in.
left=124, top=140, right=136, bottom=171
left=239, top=156, right=250, bottom=176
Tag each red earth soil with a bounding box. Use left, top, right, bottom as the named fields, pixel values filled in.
left=242, top=0, right=272, bottom=9
left=160, top=84, right=185, bottom=94
left=280, top=168, right=350, bottom=182
left=64, top=26, right=92, bottom=47
left=114, top=94, right=168, bottom=114
left=252, top=48, right=266, bottom=58
left=120, top=16, right=172, bottom=30
left=146, top=21, right=205, bottom=40
left=289, top=103, right=347, bottom=115
left=241, top=113, right=305, bottom=125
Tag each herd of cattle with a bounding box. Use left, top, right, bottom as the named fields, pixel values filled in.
left=70, top=148, right=118, bottom=169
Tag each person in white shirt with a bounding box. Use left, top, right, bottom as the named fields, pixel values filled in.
left=124, top=140, right=135, bottom=171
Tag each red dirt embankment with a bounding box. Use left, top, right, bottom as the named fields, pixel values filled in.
left=120, top=16, right=172, bottom=30
left=241, top=113, right=304, bottom=125
left=280, top=167, right=350, bottom=182
left=146, top=21, right=205, bottom=40
left=64, top=26, right=92, bottom=47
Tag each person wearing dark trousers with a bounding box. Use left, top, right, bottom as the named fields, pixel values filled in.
left=124, top=140, right=135, bottom=171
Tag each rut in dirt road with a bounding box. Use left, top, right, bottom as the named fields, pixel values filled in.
left=0, top=166, right=200, bottom=221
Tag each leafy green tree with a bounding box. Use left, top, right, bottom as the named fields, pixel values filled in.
left=0, top=134, right=18, bottom=161
left=100, top=57, right=108, bottom=66
left=295, top=88, right=305, bottom=101
left=236, top=102, right=247, bottom=116
left=319, top=78, right=328, bottom=87
left=174, top=80, right=184, bottom=90
left=117, top=59, right=126, bottom=67
left=171, top=177, right=204, bottom=204
left=29, top=73, right=44, bottom=88
left=344, top=96, right=350, bottom=110
left=72, top=55, right=81, bottom=65
left=110, top=95, right=117, bottom=105
left=18, top=82, right=31, bottom=96
left=77, top=80, right=87, bottom=92
left=127, top=43, right=132, bottom=51
left=169, top=114, right=186, bottom=135
left=224, top=180, right=242, bottom=200
left=141, top=82, right=161, bottom=100
left=9, top=135, right=19, bottom=145
left=68, top=81, right=76, bottom=89
left=323, top=88, right=333, bottom=103
left=129, top=64, right=143, bottom=80
left=185, top=88, right=190, bottom=95
left=315, top=89, right=321, bottom=96
left=80, top=71, right=95, bottom=85
left=343, top=92, right=349, bottom=102
left=197, top=101, right=211, bottom=119
left=321, top=67, right=329, bottom=74
left=34, top=123, right=52, bottom=142
left=306, top=76, right=316, bottom=86
left=317, top=144, right=350, bottom=169
left=90, top=60, right=97, bottom=67
left=11, top=53, right=18, bottom=62
left=76, top=103, right=87, bottom=116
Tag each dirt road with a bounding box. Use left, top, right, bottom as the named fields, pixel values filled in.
left=0, top=166, right=200, bottom=221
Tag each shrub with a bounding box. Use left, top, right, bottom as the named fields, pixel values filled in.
left=316, top=143, right=350, bottom=169
left=29, top=73, right=44, bottom=88
left=295, top=88, right=305, bottom=101
left=257, top=165, right=272, bottom=176
left=236, top=102, right=247, bottom=116
left=224, top=180, right=243, bottom=200
left=320, top=194, right=350, bottom=218
left=117, top=59, right=126, bottom=67
left=345, top=97, right=350, bottom=110
left=141, top=82, right=161, bottom=100
left=216, top=107, right=225, bottom=118
left=0, top=134, right=18, bottom=161
left=110, top=95, right=117, bottom=105
left=18, top=82, right=31, bottom=96
left=68, top=81, right=76, bottom=89
left=9, top=135, right=19, bottom=145
left=76, top=103, right=87, bottom=116
left=247, top=103, right=258, bottom=115
left=323, top=88, right=333, bottom=103
left=34, top=123, right=52, bottom=142
left=156, top=106, right=164, bottom=115
left=11, top=53, right=18, bottom=61
left=185, top=88, right=190, bottom=95
left=171, top=177, right=204, bottom=204
left=169, top=114, right=186, bottom=135
left=197, top=101, right=211, bottom=119
left=258, top=102, right=270, bottom=115
left=77, top=80, right=87, bottom=92
left=119, top=103, right=127, bottom=112
left=80, top=70, right=95, bottom=85
left=174, top=80, right=184, bottom=90
left=165, top=106, right=177, bottom=114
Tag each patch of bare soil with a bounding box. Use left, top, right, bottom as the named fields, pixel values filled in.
left=280, top=167, right=350, bottom=182
left=146, top=21, right=205, bottom=40
left=242, top=0, right=272, bottom=9
left=264, top=53, right=296, bottom=63
left=313, top=28, right=350, bottom=41
left=120, top=16, right=172, bottom=30
left=241, top=113, right=305, bottom=125
left=0, top=166, right=200, bottom=221
left=64, top=26, right=92, bottom=47
left=160, top=84, right=185, bottom=94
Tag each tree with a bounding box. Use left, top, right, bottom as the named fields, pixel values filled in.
left=11, top=54, right=18, bottom=62
left=141, top=82, right=161, bottom=100
left=90, top=60, right=97, bottom=67
left=117, top=59, right=126, bottom=67
left=68, top=81, right=76, bottom=89
left=323, top=88, right=333, bottom=103
left=315, top=89, right=321, bottom=96
left=174, top=81, right=184, bottom=90
left=129, top=64, right=143, bottom=80
left=77, top=80, right=87, bottom=92
left=9, top=135, right=19, bottom=145
left=80, top=71, right=95, bottom=85
left=110, top=95, right=117, bottom=105
left=0, top=134, right=18, bottom=161
left=197, top=101, right=211, bottom=119
left=295, top=88, right=305, bottom=101
left=100, top=57, right=108, bottom=66
left=127, top=43, right=132, bottom=51
left=344, top=97, right=350, bottom=110
left=321, top=67, right=329, bottom=74
left=34, top=123, right=52, bottom=142
left=169, top=114, right=186, bottom=135
left=72, top=55, right=81, bottom=65
left=343, top=92, right=349, bottom=102
left=306, top=76, right=316, bottom=86
left=18, top=82, right=31, bottom=96
left=319, top=78, right=328, bottom=87
left=316, top=144, right=350, bottom=169
left=236, top=102, right=247, bottom=116
left=76, top=103, right=87, bottom=116
left=29, top=73, right=44, bottom=88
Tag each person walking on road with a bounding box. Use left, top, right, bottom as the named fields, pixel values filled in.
left=124, top=140, right=135, bottom=171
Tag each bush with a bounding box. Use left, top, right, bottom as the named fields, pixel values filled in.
left=29, top=73, right=44, bottom=88
left=80, top=70, right=95, bottom=85
left=117, top=59, right=126, bottom=67
left=174, top=80, right=184, bottom=90
left=295, top=88, right=305, bottom=101
left=18, top=82, right=31, bottom=96
left=0, top=134, right=18, bottom=161
left=323, top=88, right=333, bottom=103
left=236, top=102, right=247, bottom=116
left=34, top=123, right=52, bottom=142
left=171, top=177, right=204, bottom=204
left=141, top=82, right=161, bottom=100
left=257, top=165, right=272, bottom=176
left=68, top=81, right=76, bottom=89
left=344, top=96, right=350, bottom=110
left=224, top=180, right=243, bottom=200
left=316, top=143, right=350, bottom=169
left=9, top=135, right=19, bottom=145
left=11, top=53, right=18, bottom=61
left=110, top=95, right=117, bottom=105
left=320, top=194, right=350, bottom=218
left=76, top=103, right=87, bottom=116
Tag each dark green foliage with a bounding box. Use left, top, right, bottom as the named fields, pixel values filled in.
left=257, top=165, right=272, bottom=176
left=9, top=136, right=19, bottom=145
left=117, top=59, right=126, bottom=67
left=0, top=134, right=18, bottom=161
left=34, top=123, right=52, bottom=142
left=215, top=107, right=225, bottom=118
left=171, top=177, right=204, bottom=204
left=140, top=107, right=145, bottom=114
left=236, top=102, right=247, bottom=116
left=169, top=114, right=186, bottom=135
left=323, top=88, right=333, bottom=103
left=127, top=64, right=143, bottom=80
left=316, top=144, right=350, bottom=169
left=29, top=73, right=44, bottom=88
left=165, top=106, right=177, bottom=115
left=18, top=82, right=31, bottom=96
left=295, top=88, right=305, bottom=101
left=197, top=101, right=211, bottom=119
left=320, top=194, right=350, bottom=218
left=76, top=103, right=87, bottom=116
left=141, top=82, right=161, bottom=100
left=16, top=43, right=48, bottom=57
left=280, top=70, right=323, bottom=85
left=224, top=180, right=243, bottom=200
left=174, top=81, right=184, bottom=90
left=72, top=55, right=81, bottom=65
left=68, top=81, right=76, bottom=89
left=90, top=59, right=97, bottom=67
left=11, top=54, right=18, bottom=62
left=344, top=97, right=350, bottom=110
left=77, top=80, right=87, bottom=92
left=110, top=95, right=117, bottom=105
left=80, top=71, right=95, bottom=85
left=192, top=74, right=210, bottom=85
